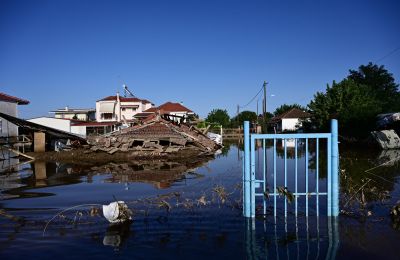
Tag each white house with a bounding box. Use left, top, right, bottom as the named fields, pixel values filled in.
left=28, top=117, right=73, bottom=133
left=27, top=117, right=119, bottom=137
left=96, top=93, right=153, bottom=123
left=0, top=92, right=30, bottom=138
left=270, top=108, right=310, bottom=132
left=134, top=102, right=194, bottom=122
left=50, top=107, right=96, bottom=121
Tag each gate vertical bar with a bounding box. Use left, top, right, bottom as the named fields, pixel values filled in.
left=305, top=138, right=309, bottom=216
left=295, top=138, right=298, bottom=216
left=316, top=138, right=320, bottom=216
left=284, top=139, right=287, bottom=217
left=327, top=130, right=332, bottom=216
left=250, top=136, right=256, bottom=218
left=331, top=119, right=339, bottom=216
left=273, top=138, right=277, bottom=217
left=263, top=139, right=266, bottom=215
left=244, top=121, right=251, bottom=218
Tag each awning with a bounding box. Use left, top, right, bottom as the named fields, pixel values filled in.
left=99, top=102, right=115, bottom=113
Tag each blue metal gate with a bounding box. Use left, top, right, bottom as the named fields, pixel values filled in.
left=243, top=120, right=339, bottom=218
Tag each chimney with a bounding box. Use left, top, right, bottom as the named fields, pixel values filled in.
left=65, top=106, right=69, bottom=111
left=116, top=91, right=120, bottom=102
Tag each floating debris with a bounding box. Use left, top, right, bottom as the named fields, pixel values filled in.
left=102, top=201, right=132, bottom=223
left=371, top=130, right=400, bottom=149
left=391, top=200, right=400, bottom=230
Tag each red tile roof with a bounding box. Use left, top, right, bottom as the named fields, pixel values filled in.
left=158, top=102, right=193, bottom=113
left=270, top=108, right=310, bottom=123
left=127, top=122, right=183, bottom=138
left=143, top=107, right=158, bottom=113
left=134, top=112, right=154, bottom=118
left=72, top=121, right=119, bottom=126
left=97, top=95, right=152, bottom=103
left=0, top=92, right=30, bottom=105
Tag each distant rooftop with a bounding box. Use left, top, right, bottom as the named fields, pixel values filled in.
left=97, top=95, right=153, bottom=104
left=158, top=102, right=193, bottom=113
left=270, top=108, right=311, bottom=123
left=50, top=107, right=95, bottom=114
left=0, top=92, right=30, bottom=105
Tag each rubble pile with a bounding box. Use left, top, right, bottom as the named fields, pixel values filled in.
left=87, top=116, right=221, bottom=155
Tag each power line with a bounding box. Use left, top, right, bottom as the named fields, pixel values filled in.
left=375, top=46, right=400, bottom=63
left=239, top=84, right=264, bottom=109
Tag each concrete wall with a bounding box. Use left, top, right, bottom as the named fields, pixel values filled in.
left=120, top=101, right=141, bottom=121
left=142, top=102, right=153, bottom=111
left=28, top=117, right=71, bottom=132
left=55, top=113, right=88, bottom=121
left=96, top=101, right=117, bottom=122
left=0, top=101, right=18, bottom=137
left=96, top=99, right=154, bottom=122
left=281, top=118, right=302, bottom=131
left=71, top=125, right=87, bottom=137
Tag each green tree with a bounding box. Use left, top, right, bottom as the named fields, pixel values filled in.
left=205, top=109, right=230, bottom=127
left=308, top=79, right=381, bottom=137
left=348, top=62, right=400, bottom=112
left=307, top=63, right=400, bottom=139
left=273, top=103, right=306, bottom=116
left=231, top=110, right=257, bottom=127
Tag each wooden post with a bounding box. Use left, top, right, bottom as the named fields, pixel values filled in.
left=35, top=161, right=47, bottom=180
left=34, top=132, right=45, bottom=152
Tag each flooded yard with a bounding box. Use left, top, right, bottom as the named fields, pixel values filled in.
left=1, top=142, right=400, bottom=259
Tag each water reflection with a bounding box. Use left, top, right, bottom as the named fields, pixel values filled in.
left=245, top=217, right=339, bottom=259
left=0, top=157, right=213, bottom=200
left=0, top=149, right=20, bottom=172
left=103, top=222, right=132, bottom=248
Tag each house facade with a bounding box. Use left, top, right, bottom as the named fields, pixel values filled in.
left=270, top=108, right=310, bottom=132
left=158, top=102, right=194, bottom=120
left=28, top=117, right=119, bottom=137
left=50, top=107, right=96, bottom=121
left=96, top=93, right=153, bottom=123
left=135, top=102, right=194, bottom=122
left=0, top=92, right=30, bottom=138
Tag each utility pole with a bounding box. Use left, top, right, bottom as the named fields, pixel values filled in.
left=263, top=81, right=267, bottom=133
left=237, top=104, right=240, bottom=128
left=256, top=99, right=259, bottom=118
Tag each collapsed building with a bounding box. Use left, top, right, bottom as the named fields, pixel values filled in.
left=87, top=114, right=221, bottom=156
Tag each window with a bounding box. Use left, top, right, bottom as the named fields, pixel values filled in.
left=122, top=108, right=126, bottom=111
left=101, top=113, right=114, bottom=120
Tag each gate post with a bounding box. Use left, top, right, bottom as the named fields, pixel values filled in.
left=244, top=121, right=251, bottom=217
left=331, top=119, right=339, bottom=216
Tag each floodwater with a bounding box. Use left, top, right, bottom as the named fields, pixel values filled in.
left=0, top=142, right=400, bottom=259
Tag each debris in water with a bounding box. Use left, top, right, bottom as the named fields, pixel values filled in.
left=391, top=200, right=400, bottom=230
left=102, top=201, right=132, bottom=223
left=197, top=195, right=207, bottom=206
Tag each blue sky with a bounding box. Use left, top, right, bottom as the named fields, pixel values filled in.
left=1, top=0, right=399, bottom=119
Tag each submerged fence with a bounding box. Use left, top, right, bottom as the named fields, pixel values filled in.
left=243, top=120, right=339, bottom=218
